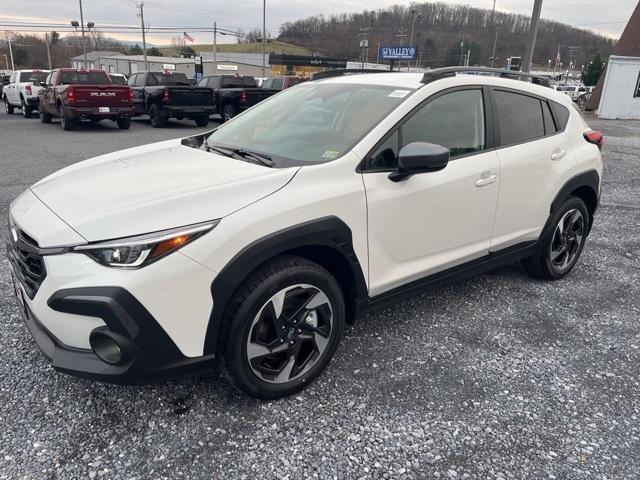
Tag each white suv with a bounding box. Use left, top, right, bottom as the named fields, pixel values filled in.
left=8, top=68, right=603, bottom=399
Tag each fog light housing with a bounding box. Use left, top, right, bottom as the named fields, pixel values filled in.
left=89, top=328, right=131, bottom=365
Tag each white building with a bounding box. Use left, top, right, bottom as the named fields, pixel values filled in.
left=598, top=55, right=640, bottom=120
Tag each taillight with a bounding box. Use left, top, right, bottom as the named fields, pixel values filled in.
left=163, top=87, right=170, bottom=103
left=584, top=130, right=603, bottom=150
left=240, top=91, right=247, bottom=103
left=67, top=86, right=76, bottom=104
left=25, top=85, right=32, bottom=95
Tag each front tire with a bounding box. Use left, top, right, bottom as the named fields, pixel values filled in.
left=522, top=196, right=589, bottom=280
left=194, top=115, right=209, bottom=127
left=219, top=255, right=345, bottom=399
left=4, top=97, right=14, bottom=114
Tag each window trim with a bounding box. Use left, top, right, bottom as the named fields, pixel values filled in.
left=360, top=85, right=494, bottom=173
left=490, top=86, right=565, bottom=149
left=634, top=71, right=640, bottom=98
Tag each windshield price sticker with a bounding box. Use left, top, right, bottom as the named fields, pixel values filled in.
left=322, top=150, right=341, bottom=159
left=388, top=90, right=411, bottom=98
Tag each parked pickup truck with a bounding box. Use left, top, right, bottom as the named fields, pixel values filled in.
left=128, top=71, right=214, bottom=128
left=3, top=69, right=50, bottom=118
left=261, top=76, right=309, bottom=91
left=38, top=68, right=134, bottom=131
left=196, top=74, right=278, bottom=122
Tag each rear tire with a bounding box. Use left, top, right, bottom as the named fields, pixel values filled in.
left=148, top=104, right=166, bottom=128
left=219, top=255, right=345, bottom=399
left=222, top=104, right=236, bottom=122
left=60, top=109, right=76, bottom=131
left=116, top=117, right=131, bottom=130
left=522, top=196, right=589, bottom=280
left=4, top=97, right=14, bottom=114
left=21, top=99, right=32, bottom=118
left=194, top=115, right=209, bottom=127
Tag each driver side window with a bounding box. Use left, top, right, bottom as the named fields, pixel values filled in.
left=368, top=89, right=486, bottom=170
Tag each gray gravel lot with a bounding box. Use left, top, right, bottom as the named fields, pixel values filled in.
left=0, top=111, right=639, bottom=479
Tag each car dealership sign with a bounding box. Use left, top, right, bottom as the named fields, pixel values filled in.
left=379, top=45, right=417, bottom=61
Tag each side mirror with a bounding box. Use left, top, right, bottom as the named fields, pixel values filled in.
left=389, top=142, right=450, bottom=182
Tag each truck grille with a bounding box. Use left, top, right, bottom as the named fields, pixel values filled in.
left=6, top=221, right=46, bottom=299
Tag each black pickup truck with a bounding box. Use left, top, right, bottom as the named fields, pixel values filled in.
left=196, top=74, right=277, bottom=122
left=128, top=71, right=215, bottom=128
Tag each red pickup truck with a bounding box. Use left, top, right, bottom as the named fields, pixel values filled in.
left=38, top=68, right=134, bottom=130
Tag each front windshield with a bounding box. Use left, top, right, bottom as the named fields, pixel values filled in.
left=205, top=82, right=413, bottom=166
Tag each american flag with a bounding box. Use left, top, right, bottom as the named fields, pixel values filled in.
left=183, top=32, right=195, bottom=43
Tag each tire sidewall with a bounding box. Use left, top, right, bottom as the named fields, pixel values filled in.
left=223, top=263, right=345, bottom=399
left=540, top=196, right=589, bottom=279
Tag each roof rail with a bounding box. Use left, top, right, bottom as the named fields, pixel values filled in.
left=420, top=67, right=551, bottom=88
left=311, top=69, right=391, bottom=81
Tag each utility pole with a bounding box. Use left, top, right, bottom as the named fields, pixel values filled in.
left=137, top=2, right=149, bottom=70
left=8, top=37, right=14, bottom=70
left=45, top=33, right=52, bottom=70
left=262, top=0, right=266, bottom=78
left=79, top=0, right=87, bottom=67
left=408, top=10, right=421, bottom=71
left=459, top=38, right=464, bottom=66
left=522, top=0, right=543, bottom=73
left=212, top=21, right=217, bottom=75
left=489, top=0, right=498, bottom=67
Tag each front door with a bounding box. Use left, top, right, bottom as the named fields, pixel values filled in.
left=362, top=87, right=501, bottom=296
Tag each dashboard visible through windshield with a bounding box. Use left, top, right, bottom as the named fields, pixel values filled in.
left=204, top=82, right=414, bottom=167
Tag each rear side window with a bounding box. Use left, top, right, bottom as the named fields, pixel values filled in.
left=549, top=101, right=570, bottom=131
left=494, top=90, right=544, bottom=146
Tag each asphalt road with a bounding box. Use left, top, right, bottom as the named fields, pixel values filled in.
left=0, top=111, right=639, bottom=479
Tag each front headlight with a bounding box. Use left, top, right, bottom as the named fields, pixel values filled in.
left=74, top=220, right=219, bottom=268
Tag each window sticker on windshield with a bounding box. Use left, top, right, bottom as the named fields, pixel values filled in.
left=388, top=90, right=411, bottom=98
left=322, top=150, right=341, bottom=159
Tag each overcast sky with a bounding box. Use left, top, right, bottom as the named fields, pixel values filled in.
left=1, top=0, right=636, bottom=45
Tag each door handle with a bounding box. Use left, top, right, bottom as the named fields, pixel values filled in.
left=551, top=149, right=566, bottom=161
left=475, top=174, right=498, bottom=187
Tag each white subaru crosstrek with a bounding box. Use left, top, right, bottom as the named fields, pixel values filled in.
left=7, top=68, right=603, bottom=399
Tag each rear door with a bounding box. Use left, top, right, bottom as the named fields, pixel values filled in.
left=363, top=87, right=501, bottom=296
left=490, top=88, right=577, bottom=250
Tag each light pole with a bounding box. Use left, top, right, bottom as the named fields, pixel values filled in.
left=87, top=22, right=96, bottom=50
left=408, top=10, right=422, bottom=71
left=489, top=0, right=498, bottom=67
left=7, top=37, right=15, bottom=70
left=262, top=0, right=266, bottom=78
left=78, top=0, right=88, bottom=67
left=522, top=0, right=543, bottom=73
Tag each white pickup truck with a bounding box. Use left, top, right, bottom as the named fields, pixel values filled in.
left=2, top=69, right=50, bottom=118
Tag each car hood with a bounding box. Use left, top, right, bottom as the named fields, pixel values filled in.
left=30, top=139, right=299, bottom=242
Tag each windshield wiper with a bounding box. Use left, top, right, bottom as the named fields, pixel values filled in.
left=205, top=143, right=274, bottom=167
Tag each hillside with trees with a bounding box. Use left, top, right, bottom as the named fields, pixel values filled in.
left=278, top=2, right=616, bottom=68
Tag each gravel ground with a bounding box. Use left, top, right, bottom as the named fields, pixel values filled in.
left=0, top=111, right=639, bottom=479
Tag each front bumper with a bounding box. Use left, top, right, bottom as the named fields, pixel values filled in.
left=12, top=283, right=216, bottom=383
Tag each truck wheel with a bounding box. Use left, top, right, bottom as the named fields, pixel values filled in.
left=194, top=115, right=209, bottom=127
left=21, top=99, right=32, bottom=118
left=40, top=108, right=52, bottom=123
left=4, top=97, right=14, bottom=114
left=222, top=104, right=236, bottom=122
left=60, top=110, right=76, bottom=131
left=117, top=117, right=132, bottom=130
left=149, top=104, right=166, bottom=128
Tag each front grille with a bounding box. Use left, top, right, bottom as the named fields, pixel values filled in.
left=6, top=221, right=46, bottom=299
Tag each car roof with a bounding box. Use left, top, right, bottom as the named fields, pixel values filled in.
left=315, top=72, right=570, bottom=103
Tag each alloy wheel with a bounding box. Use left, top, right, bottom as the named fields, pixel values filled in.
left=549, top=208, right=585, bottom=271
left=246, top=284, right=333, bottom=384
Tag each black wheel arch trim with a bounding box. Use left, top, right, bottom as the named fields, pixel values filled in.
left=549, top=169, right=600, bottom=231
left=203, top=216, right=367, bottom=355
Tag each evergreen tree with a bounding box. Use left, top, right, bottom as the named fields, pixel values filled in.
left=582, top=54, right=605, bottom=86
